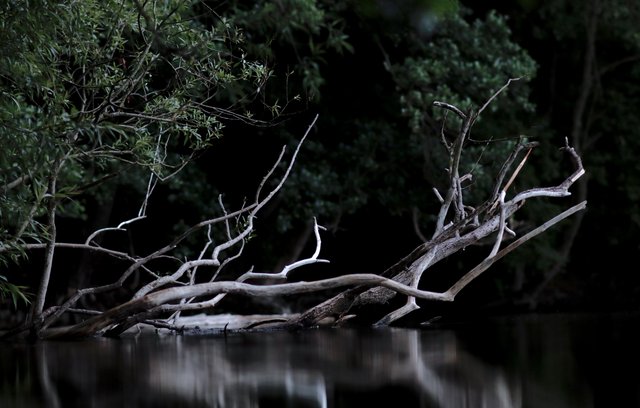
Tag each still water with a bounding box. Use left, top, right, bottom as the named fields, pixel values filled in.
left=1, top=312, right=639, bottom=407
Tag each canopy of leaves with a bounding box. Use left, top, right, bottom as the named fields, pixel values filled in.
left=251, top=3, right=539, bottom=265
left=0, top=0, right=274, bottom=300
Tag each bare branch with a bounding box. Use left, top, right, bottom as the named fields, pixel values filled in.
left=127, top=115, right=321, bottom=300
left=199, top=217, right=329, bottom=311
left=475, top=77, right=523, bottom=119
left=433, top=113, right=473, bottom=237
left=210, top=114, right=319, bottom=263
left=102, top=111, right=179, bottom=123
left=489, top=191, right=507, bottom=258
left=439, top=110, right=452, bottom=152
left=41, top=200, right=259, bottom=331
left=374, top=297, right=419, bottom=327
left=211, top=235, right=245, bottom=283
left=371, top=246, right=438, bottom=326
left=494, top=138, right=584, bottom=205
left=6, top=242, right=135, bottom=260
left=412, top=207, right=428, bottom=242
left=4, top=174, right=30, bottom=190
left=84, top=227, right=124, bottom=245
left=489, top=140, right=539, bottom=207
left=118, top=216, right=146, bottom=229
left=432, top=188, right=444, bottom=204
left=50, top=274, right=452, bottom=338
left=132, top=259, right=220, bottom=300
left=219, top=194, right=233, bottom=240
left=432, top=101, right=466, bottom=119
left=501, top=146, right=533, bottom=194
left=291, top=130, right=585, bottom=329
left=445, top=201, right=587, bottom=299
left=600, top=54, right=640, bottom=76
left=279, top=218, right=329, bottom=276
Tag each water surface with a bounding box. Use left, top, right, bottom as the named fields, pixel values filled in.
left=1, top=312, right=639, bottom=407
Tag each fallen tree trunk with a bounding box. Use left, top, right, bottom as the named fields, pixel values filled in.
left=3, top=80, right=586, bottom=340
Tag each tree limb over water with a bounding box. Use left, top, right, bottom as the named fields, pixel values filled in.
left=3, top=81, right=586, bottom=339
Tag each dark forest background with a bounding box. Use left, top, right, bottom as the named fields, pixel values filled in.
left=1, top=0, right=639, bottom=326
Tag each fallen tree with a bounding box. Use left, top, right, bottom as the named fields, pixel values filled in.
left=2, top=81, right=585, bottom=339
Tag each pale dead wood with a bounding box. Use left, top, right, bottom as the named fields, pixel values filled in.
left=5, top=77, right=588, bottom=339
left=284, top=79, right=586, bottom=329
left=444, top=201, right=587, bottom=299
left=32, top=116, right=319, bottom=335
left=48, top=274, right=452, bottom=338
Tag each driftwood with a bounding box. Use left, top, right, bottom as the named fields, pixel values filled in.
left=2, top=80, right=586, bottom=340
left=285, top=79, right=586, bottom=329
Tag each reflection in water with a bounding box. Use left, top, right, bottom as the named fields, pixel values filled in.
left=145, top=329, right=519, bottom=407
left=1, top=312, right=639, bottom=407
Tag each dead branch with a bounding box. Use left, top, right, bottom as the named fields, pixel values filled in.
left=27, top=115, right=318, bottom=336
left=4, top=174, right=30, bottom=191
left=444, top=201, right=586, bottom=299
left=283, top=80, right=586, bottom=329
left=5, top=116, right=313, bottom=337
left=475, top=77, right=522, bottom=119
left=5, top=77, right=588, bottom=340
left=48, top=274, right=451, bottom=338
left=28, top=157, right=66, bottom=328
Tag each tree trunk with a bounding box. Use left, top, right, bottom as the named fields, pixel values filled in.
left=28, top=168, right=60, bottom=328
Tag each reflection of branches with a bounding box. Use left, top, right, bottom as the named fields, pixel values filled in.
left=135, top=330, right=522, bottom=408
left=36, top=344, right=62, bottom=408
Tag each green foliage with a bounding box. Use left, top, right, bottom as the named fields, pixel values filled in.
left=0, top=0, right=277, bottom=297
left=3, top=0, right=626, bottom=312
left=0, top=275, right=30, bottom=309
left=220, top=0, right=353, bottom=101
left=394, top=10, right=536, bottom=124
left=267, top=4, right=539, bottom=244
left=391, top=8, right=537, bottom=206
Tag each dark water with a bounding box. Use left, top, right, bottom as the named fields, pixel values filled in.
left=1, top=312, right=639, bottom=407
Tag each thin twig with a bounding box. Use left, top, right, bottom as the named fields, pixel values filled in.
left=502, top=146, right=533, bottom=194
left=475, top=77, right=522, bottom=119
left=433, top=101, right=466, bottom=119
